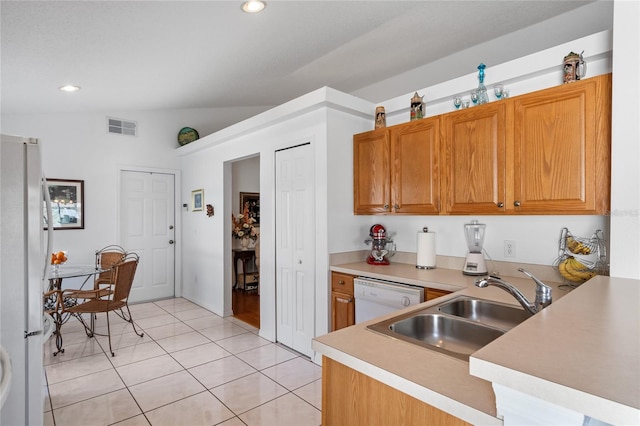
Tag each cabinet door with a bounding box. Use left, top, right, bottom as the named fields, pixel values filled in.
left=331, top=291, right=355, bottom=331
left=322, top=357, right=471, bottom=426
left=353, top=129, right=391, bottom=214
left=331, top=272, right=355, bottom=294
left=426, top=288, right=451, bottom=301
left=512, top=75, right=611, bottom=213
left=442, top=104, right=506, bottom=214
left=391, top=118, right=440, bottom=214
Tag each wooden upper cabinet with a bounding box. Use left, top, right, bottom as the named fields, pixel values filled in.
left=353, top=128, right=390, bottom=214
left=391, top=118, right=440, bottom=214
left=442, top=103, right=507, bottom=214
left=353, top=73, right=611, bottom=216
left=354, top=118, right=440, bottom=215
left=511, top=74, right=611, bottom=214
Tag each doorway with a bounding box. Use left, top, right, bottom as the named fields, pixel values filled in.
left=119, top=169, right=176, bottom=303
left=231, top=156, right=260, bottom=328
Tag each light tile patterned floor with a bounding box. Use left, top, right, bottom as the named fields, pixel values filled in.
left=43, top=298, right=321, bottom=426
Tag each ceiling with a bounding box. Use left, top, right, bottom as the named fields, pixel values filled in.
left=1, top=1, right=611, bottom=117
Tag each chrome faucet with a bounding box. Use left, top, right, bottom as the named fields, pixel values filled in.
left=474, top=268, right=552, bottom=315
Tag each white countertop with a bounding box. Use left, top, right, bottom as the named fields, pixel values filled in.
left=314, top=263, right=639, bottom=425
left=470, top=275, right=640, bottom=425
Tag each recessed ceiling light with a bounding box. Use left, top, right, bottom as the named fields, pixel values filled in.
left=241, top=0, right=265, bottom=13
left=59, top=85, right=81, bottom=92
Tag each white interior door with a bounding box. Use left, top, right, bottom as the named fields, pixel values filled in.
left=275, top=143, right=315, bottom=357
left=120, top=170, right=175, bottom=302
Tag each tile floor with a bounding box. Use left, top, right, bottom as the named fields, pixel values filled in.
left=43, top=298, right=322, bottom=426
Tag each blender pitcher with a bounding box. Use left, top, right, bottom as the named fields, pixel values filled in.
left=463, top=220, right=488, bottom=275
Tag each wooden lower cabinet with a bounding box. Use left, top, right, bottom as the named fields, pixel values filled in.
left=322, top=357, right=471, bottom=426
left=426, top=288, right=451, bottom=301
left=331, top=272, right=356, bottom=331
left=331, top=291, right=354, bottom=331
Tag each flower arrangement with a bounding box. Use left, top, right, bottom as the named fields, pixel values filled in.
left=232, top=202, right=258, bottom=240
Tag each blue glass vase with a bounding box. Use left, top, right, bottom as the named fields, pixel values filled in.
left=476, top=63, right=489, bottom=105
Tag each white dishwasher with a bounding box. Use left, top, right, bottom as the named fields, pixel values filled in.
left=354, top=277, right=424, bottom=323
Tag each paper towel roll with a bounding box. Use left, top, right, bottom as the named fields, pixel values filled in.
left=416, top=231, right=436, bottom=269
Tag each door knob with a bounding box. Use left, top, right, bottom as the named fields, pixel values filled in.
left=514, top=201, right=521, bottom=207
left=298, top=260, right=302, bottom=264
left=497, top=202, right=504, bottom=208
left=169, top=225, right=174, bottom=230
left=169, top=240, right=174, bottom=244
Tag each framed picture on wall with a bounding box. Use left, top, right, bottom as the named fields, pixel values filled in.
left=45, top=179, right=85, bottom=230
left=240, top=192, right=260, bottom=225
left=192, top=189, right=204, bottom=211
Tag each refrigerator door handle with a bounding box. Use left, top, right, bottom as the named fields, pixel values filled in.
left=43, top=177, right=53, bottom=278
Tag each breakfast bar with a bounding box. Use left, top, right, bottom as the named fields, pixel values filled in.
left=313, top=264, right=639, bottom=425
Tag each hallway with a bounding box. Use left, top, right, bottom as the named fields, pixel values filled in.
left=232, top=288, right=260, bottom=329
left=43, top=298, right=320, bottom=425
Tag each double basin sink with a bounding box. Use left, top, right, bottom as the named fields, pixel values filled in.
left=367, top=296, right=531, bottom=361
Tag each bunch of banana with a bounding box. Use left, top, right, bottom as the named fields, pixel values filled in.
left=566, top=236, right=591, bottom=255
left=558, top=256, right=596, bottom=282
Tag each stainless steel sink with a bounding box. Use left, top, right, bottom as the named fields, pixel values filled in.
left=367, top=296, right=528, bottom=361
left=437, top=296, right=530, bottom=330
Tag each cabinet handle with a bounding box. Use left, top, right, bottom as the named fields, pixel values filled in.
left=384, top=204, right=389, bottom=210
left=514, top=201, right=521, bottom=207
left=497, top=202, right=504, bottom=208
left=394, top=204, right=399, bottom=210
left=336, top=297, right=352, bottom=303
left=338, top=280, right=345, bottom=285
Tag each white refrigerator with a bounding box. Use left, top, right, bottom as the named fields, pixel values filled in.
left=0, top=134, right=54, bottom=425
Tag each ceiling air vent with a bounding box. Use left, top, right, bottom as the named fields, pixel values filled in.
left=107, top=117, right=137, bottom=136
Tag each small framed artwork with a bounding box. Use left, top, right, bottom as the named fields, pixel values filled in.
left=240, top=192, right=260, bottom=225
left=45, top=179, right=85, bottom=230
left=191, top=189, right=204, bottom=211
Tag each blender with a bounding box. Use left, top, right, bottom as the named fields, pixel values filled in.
left=463, top=220, right=488, bottom=275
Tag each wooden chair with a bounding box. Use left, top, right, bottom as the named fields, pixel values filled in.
left=60, top=253, right=143, bottom=356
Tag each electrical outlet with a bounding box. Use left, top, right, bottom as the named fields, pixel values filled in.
left=504, top=240, right=516, bottom=258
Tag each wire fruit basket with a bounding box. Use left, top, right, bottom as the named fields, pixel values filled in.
left=554, top=227, right=608, bottom=288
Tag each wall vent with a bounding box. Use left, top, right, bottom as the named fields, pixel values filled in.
left=107, top=117, right=137, bottom=136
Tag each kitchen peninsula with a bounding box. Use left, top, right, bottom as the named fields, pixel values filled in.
left=313, top=263, right=639, bottom=425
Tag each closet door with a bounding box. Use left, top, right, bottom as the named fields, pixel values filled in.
left=275, top=143, right=315, bottom=357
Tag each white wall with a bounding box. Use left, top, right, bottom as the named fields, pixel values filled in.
left=1, top=111, right=179, bottom=270
left=177, top=89, right=371, bottom=356
left=0, top=107, right=263, bottom=258
left=609, top=0, right=640, bottom=279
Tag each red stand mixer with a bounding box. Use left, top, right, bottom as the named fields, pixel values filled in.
left=364, top=224, right=396, bottom=265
